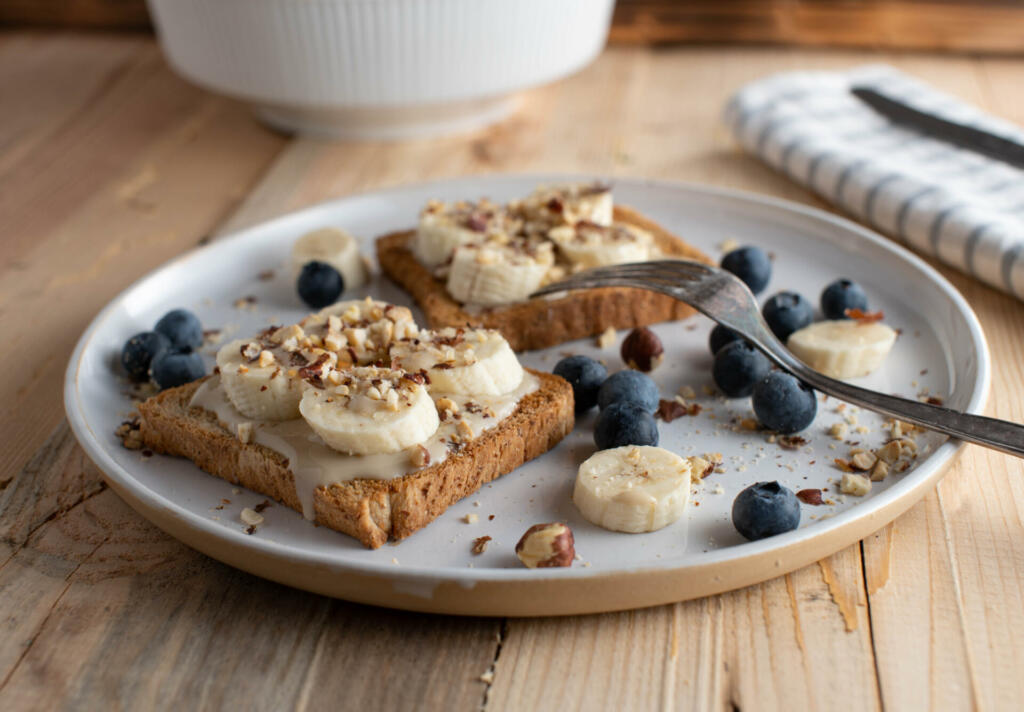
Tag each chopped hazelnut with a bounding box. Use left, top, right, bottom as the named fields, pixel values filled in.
left=515, top=523, right=575, bottom=568
left=236, top=422, right=253, bottom=445
left=620, top=327, right=664, bottom=372
left=840, top=473, right=872, bottom=496
left=596, top=326, right=617, bottom=349
left=409, top=444, right=431, bottom=468
left=240, top=507, right=264, bottom=527
left=850, top=450, right=877, bottom=471
left=870, top=459, right=890, bottom=482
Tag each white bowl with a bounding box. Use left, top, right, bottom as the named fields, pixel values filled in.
left=146, top=0, right=615, bottom=139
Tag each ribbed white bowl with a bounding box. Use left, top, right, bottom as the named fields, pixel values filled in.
left=147, top=0, right=615, bottom=139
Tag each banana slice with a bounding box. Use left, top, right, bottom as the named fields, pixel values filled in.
left=512, top=183, right=613, bottom=229
left=445, top=236, right=554, bottom=306
left=390, top=327, right=524, bottom=396
left=216, top=338, right=310, bottom=421
left=412, top=199, right=521, bottom=268
left=548, top=222, right=652, bottom=269
left=299, top=367, right=439, bottom=455
left=787, top=320, right=897, bottom=379
left=573, top=445, right=692, bottom=533
left=292, top=227, right=368, bottom=290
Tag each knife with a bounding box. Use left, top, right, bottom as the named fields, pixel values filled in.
left=851, top=86, right=1024, bottom=170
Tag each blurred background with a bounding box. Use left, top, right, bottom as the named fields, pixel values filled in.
left=5, top=0, right=1023, bottom=53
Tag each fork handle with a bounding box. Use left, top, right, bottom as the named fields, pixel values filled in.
left=791, top=367, right=1021, bottom=457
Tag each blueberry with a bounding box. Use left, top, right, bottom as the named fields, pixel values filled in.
left=154, top=309, right=203, bottom=351
left=721, top=246, right=772, bottom=295
left=151, top=350, right=206, bottom=390
left=708, top=324, right=744, bottom=355
left=594, top=402, right=659, bottom=450
left=762, top=291, right=813, bottom=342
left=554, top=355, right=608, bottom=413
left=751, top=371, right=817, bottom=434
left=731, top=481, right=801, bottom=541
left=297, top=261, right=344, bottom=309
left=121, top=331, right=171, bottom=382
left=597, top=369, right=659, bottom=412
left=820, top=278, right=869, bottom=320
left=712, top=341, right=772, bottom=398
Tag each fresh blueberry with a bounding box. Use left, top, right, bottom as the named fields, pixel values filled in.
left=708, top=324, right=744, bottom=355
left=751, top=371, right=817, bottom=433
left=712, top=341, right=772, bottom=398
left=597, top=369, right=659, bottom=412
left=554, top=355, right=608, bottom=413
left=762, top=291, right=813, bottom=342
left=721, top=246, right=772, bottom=295
left=297, top=261, right=344, bottom=309
left=820, top=278, right=869, bottom=320
left=151, top=350, right=206, bottom=390
left=594, top=402, right=659, bottom=450
left=154, top=309, right=203, bottom=351
left=731, top=481, right=801, bottom=541
left=121, top=331, right=171, bottom=382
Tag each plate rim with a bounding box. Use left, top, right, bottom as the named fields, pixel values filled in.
left=63, top=173, right=991, bottom=601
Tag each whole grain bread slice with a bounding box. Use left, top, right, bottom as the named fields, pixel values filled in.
left=376, top=205, right=711, bottom=351
left=138, top=370, right=573, bottom=549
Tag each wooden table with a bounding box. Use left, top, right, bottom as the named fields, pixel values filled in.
left=2, top=32, right=1023, bottom=710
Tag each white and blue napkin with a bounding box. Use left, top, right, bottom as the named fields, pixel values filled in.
left=725, top=65, right=1024, bottom=299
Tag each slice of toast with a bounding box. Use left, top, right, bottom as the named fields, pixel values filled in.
left=376, top=205, right=711, bottom=351
left=138, top=370, right=573, bottom=549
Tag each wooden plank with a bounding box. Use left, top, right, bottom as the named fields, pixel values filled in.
left=0, top=35, right=285, bottom=491
left=487, top=547, right=879, bottom=711
left=610, top=0, right=1024, bottom=54
left=0, top=34, right=501, bottom=708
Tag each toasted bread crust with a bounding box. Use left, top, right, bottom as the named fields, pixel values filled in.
left=376, top=205, right=711, bottom=351
left=138, top=370, right=573, bottom=549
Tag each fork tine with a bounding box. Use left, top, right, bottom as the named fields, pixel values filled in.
left=531, top=260, right=714, bottom=299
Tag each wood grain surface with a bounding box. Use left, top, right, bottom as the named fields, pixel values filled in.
left=1, top=33, right=1023, bottom=711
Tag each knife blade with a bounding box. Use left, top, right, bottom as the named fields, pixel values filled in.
left=851, top=86, right=1024, bottom=170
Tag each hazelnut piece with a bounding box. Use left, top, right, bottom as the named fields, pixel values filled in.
left=620, top=327, right=664, bottom=372
left=515, top=522, right=575, bottom=569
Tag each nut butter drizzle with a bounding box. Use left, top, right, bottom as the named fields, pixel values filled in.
left=189, top=372, right=539, bottom=520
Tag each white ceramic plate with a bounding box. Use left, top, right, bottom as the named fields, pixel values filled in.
left=65, top=175, right=988, bottom=616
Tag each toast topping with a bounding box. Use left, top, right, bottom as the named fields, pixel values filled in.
left=192, top=301, right=539, bottom=519
left=410, top=183, right=666, bottom=307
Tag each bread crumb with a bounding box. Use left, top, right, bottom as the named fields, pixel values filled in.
left=240, top=508, right=264, bottom=527
left=479, top=670, right=495, bottom=684
left=719, top=238, right=740, bottom=252
left=463, top=513, right=479, bottom=524
left=596, top=326, right=617, bottom=349
left=678, top=385, right=696, bottom=399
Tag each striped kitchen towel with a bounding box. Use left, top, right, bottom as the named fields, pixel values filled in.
left=724, top=65, right=1024, bottom=299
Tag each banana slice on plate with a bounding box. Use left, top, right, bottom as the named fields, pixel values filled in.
left=292, top=227, right=368, bottom=290
left=445, top=236, right=555, bottom=306
left=412, top=199, right=520, bottom=268
left=216, top=338, right=313, bottom=421
left=299, top=367, right=439, bottom=455
left=573, top=445, right=693, bottom=533
left=548, top=222, right=652, bottom=269
left=512, top=183, right=613, bottom=229
left=787, top=319, right=897, bottom=379
left=390, top=327, right=524, bottom=396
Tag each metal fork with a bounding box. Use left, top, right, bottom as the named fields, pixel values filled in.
left=532, top=259, right=1024, bottom=458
